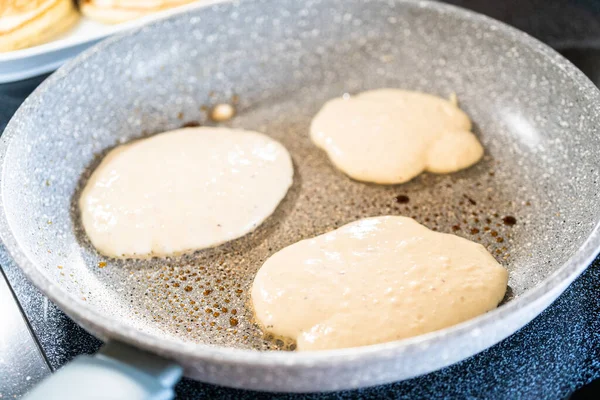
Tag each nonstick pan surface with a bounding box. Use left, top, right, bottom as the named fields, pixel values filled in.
left=2, top=0, right=600, bottom=392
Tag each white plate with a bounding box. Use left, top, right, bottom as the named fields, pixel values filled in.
left=0, top=1, right=222, bottom=83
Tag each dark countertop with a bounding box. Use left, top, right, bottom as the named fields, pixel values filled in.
left=2, top=1, right=600, bottom=398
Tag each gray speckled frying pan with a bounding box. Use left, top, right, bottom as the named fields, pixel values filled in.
left=2, top=0, right=600, bottom=398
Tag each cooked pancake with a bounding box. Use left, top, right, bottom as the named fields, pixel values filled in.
left=0, top=0, right=79, bottom=52
left=80, top=0, right=200, bottom=24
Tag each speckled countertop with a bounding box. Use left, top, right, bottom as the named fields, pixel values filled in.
left=2, top=0, right=600, bottom=398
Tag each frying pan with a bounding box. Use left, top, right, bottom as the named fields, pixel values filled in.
left=2, top=0, right=600, bottom=398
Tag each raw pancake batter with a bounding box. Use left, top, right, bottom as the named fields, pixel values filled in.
left=252, top=216, right=508, bottom=351
left=310, top=89, right=484, bottom=184
left=80, top=127, right=293, bottom=258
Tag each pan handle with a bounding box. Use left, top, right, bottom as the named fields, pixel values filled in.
left=22, top=341, right=182, bottom=400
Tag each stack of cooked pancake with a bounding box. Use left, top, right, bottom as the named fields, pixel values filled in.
left=0, top=0, right=201, bottom=52
left=0, top=0, right=78, bottom=52
left=80, top=0, right=200, bottom=24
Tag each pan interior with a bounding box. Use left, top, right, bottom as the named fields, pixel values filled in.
left=2, top=0, right=600, bottom=350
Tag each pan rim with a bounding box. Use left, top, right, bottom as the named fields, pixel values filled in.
left=1, top=0, right=600, bottom=369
